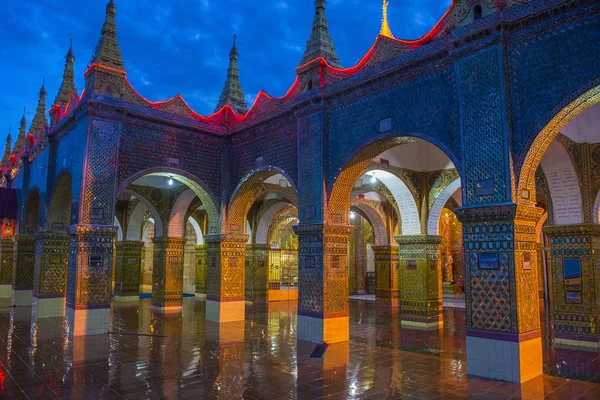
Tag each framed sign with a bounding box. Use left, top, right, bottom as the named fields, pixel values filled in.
left=91, top=208, right=104, bottom=220
left=407, top=260, right=417, bottom=270
left=522, top=253, right=532, bottom=270
left=564, top=258, right=582, bottom=291
left=229, top=258, right=238, bottom=267
left=169, top=256, right=179, bottom=265
left=431, top=260, right=438, bottom=271
left=89, top=255, right=103, bottom=269
left=331, top=256, right=340, bottom=269
left=479, top=253, right=499, bottom=270
left=475, top=179, right=495, bottom=196
left=566, top=291, right=582, bottom=304
left=304, top=256, right=316, bottom=269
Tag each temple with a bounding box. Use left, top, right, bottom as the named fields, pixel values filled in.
left=1, top=0, right=600, bottom=395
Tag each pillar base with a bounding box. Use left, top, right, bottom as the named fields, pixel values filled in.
left=555, top=335, right=600, bottom=350
left=151, top=304, right=182, bottom=313
left=12, top=289, right=32, bottom=306
left=297, top=314, right=349, bottom=343
left=401, top=317, right=443, bottom=330
left=66, top=307, right=111, bottom=336
left=466, top=330, right=543, bottom=383
left=113, top=295, right=140, bottom=304
left=32, top=296, right=65, bottom=318
left=206, top=299, right=245, bottom=323
left=0, top=284, right=11, bottom=298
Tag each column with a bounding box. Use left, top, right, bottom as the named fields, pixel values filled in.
left=397, top=235, right=443, bottom=329
left=114, top=241, right=144, bottom=302
left=373, top=245, right=400, bottom=305
left=151, top=237, right=186, bottom=312
left=457, top=204, right=543, bottom=383
left=0, top=238, right=13, bottom=298
left=194, top=244, right=207, bottom=297
left=65, top=225, right=117, bottom=336
left=544, top=224, right=600, bottom=349
left=205, top=234, right=248, bottom=323
left=32, top=232, right=69, bottom=317
left=295, top=223, right=353, bottom=344
left=245, top=244, right=268, bottom=302
left=11, top=235, right=36, bottom=306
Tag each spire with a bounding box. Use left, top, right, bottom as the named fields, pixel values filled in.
left=2, top=126, right=11, bottom=163
left=215, top=34, right=248, bottom=114
left=300, top=0, right=341, bottom=68
left=90, top=0, right=125, bottom=71
left=29, top=79, right=48, bottom=136
left=12, top=107, right=26, bottom=156
left=54, top=39, right=78, bottom=108
left=380, top=0, right=394, bottom=38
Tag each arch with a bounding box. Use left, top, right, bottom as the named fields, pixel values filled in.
left=428, top=178, right=462, bottom=235
left=255, top=202, right=295, bottom=245
left=269, top=215, right=299, bottom=249
left=594, top=190, right=600, bottom=224
left=350, top=201, right=388, bottom=246
left=536, top=212, right=548, bottom=244
left=227, top=166, right=298, bottom=234
left=114, top=216, right=123, bottom=241
left=46, top=173, right=72, bottom=232
left=142, top=219, right=155, bottom=242
left=116, top=167, right=220, bottom=234
left=188, top=216, right=204, bottom=245
left=328, top=134, right=459, bottom=228
left=518, top=85, right=600, bottom=205
left=168, top=189, right=197, bottom=238
left=123, top=189, right=163, bottom=240
left=539, top=141, right=583, bottom=225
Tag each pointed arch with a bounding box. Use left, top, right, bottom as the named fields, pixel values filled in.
left=428, top=178, right=461, bottom=235
left=123, top=189, right=163, bottom=240
left=23, top=189, right=41, bottom=234
left=350, top=201, right=389, bottom=246
left=188, top=216, right=204, bottom=245
left=168, top=189, right=197, bottom=238
left=114, top=216, right=123, bottom=241
left=46, top=173, right=72, bottom=232
left=255, top=202, right=295, bottom=245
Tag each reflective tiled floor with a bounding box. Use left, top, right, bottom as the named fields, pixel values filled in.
left=0, top=298, right=599, bottom=399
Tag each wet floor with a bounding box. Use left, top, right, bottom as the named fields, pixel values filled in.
left=0, top=298, right=598, bottom=399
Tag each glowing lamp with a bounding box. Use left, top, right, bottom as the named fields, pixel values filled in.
left=168, top=177, right=174, bottom=186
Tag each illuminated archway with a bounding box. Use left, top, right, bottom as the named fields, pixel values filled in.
left=350, top=200, right=388, bottom=246
left=117, top=167, right=220, bottom=234
left=114, top=216, right=123, bottom=241
left=168, top=189, right=196, bottom=238
left=518, top=85, right=600, bottom=205
left=188, top=216, right=204, bottom=245
left=428, top=178, right=461, bottom=235
left=256, top=202, right=296, bottom=245
left=123, top=189, right=163, bottom=240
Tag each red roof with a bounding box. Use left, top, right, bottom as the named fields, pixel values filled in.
left=0, top=188, right=17, bottom=220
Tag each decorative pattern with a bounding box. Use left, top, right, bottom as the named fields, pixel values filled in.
left=151, top=237, right=186, bottom=308
left=0, top=239, right=13, bottom=284
left=114, top=241, right=144, bottom=296
left=195, top=244, right=207, bottom=294
left=205, top=234, right=249, bottom=301
left=33, top=232, right=69, bottom=297
left=12, top=235, right=36, bottom=290
left=373, top=245, right=399, bottom=300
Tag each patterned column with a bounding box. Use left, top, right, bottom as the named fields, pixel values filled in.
left=544, top=224, right=600, bottom=349
left=205, top=234, right=248, bottom=323
left=0, top=238, right=13, bottom=298
left=372, top=245, right=400, bottom=304
left=295, top=224, right=353, bottom=343
left=114, top=241, right=144, bottom=302
left=456, top=204, right=543, bottom=383
left=396, top=235, right=443, bottom=328
left=32, top=232, right=69, bottom=317
left=194, top=244, right=207, bottom=297
left=245, top=244, right=268, bottom=302
left=151, top=237, right=186, bottom=312
left=11, top=235, right=36, bottom=306
left=65, top=225, right=117, bottom=336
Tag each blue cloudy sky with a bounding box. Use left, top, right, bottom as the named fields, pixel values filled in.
left=0, top=0, right=451, bottom=147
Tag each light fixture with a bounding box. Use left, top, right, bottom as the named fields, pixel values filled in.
left=350, top=212, right=356, bottom=220
left=370, top=172, right=377, bottom=184
left=168, top=177, right=174, bottom=186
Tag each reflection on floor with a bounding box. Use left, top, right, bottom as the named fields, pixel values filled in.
left=349, top=294, right=467, bottom=309
left=0, top=298, right=598, bottom=399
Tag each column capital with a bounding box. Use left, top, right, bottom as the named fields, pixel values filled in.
left=293, top=223, right=354, bottom=237
left=543, top=223, right=600, bottom=236
left=204, top=234, right=249, bottom=244
left=152, top=236, right=187, bottom=247
left=455, top=203, right=544, bottom=223
left=67, top=224, right=118, bottom=237
left=395, top=235, right=443, bottom=246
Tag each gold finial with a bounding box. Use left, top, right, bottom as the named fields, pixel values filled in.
left=380, top=0, right=394, bottom=39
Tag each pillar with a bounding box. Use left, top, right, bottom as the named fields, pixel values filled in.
left=151, top=237, right=186, bottom=312
left=245, top=244, right=268, bottom=302
left=114, top=241, right=144, bottom=302
left=194, top=244, right=207, bottom=297
left=65, top=225, right=117, bottom=336
left=295, top=223, right=353, bottom=344
left=456, top=204, right=543, bottom=383
left=32, top=232, right=69, bottom=317
left=397, top=235, right=443, bottom=329
left=11, top=235, right=36, bottom=306
left=544, top=224, right=600, bottom=349
left=205, top=234, right=248, bottom=323
left=373, top=245, right=400, bottom=304
left=0, top=238, right=13, bottom=298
